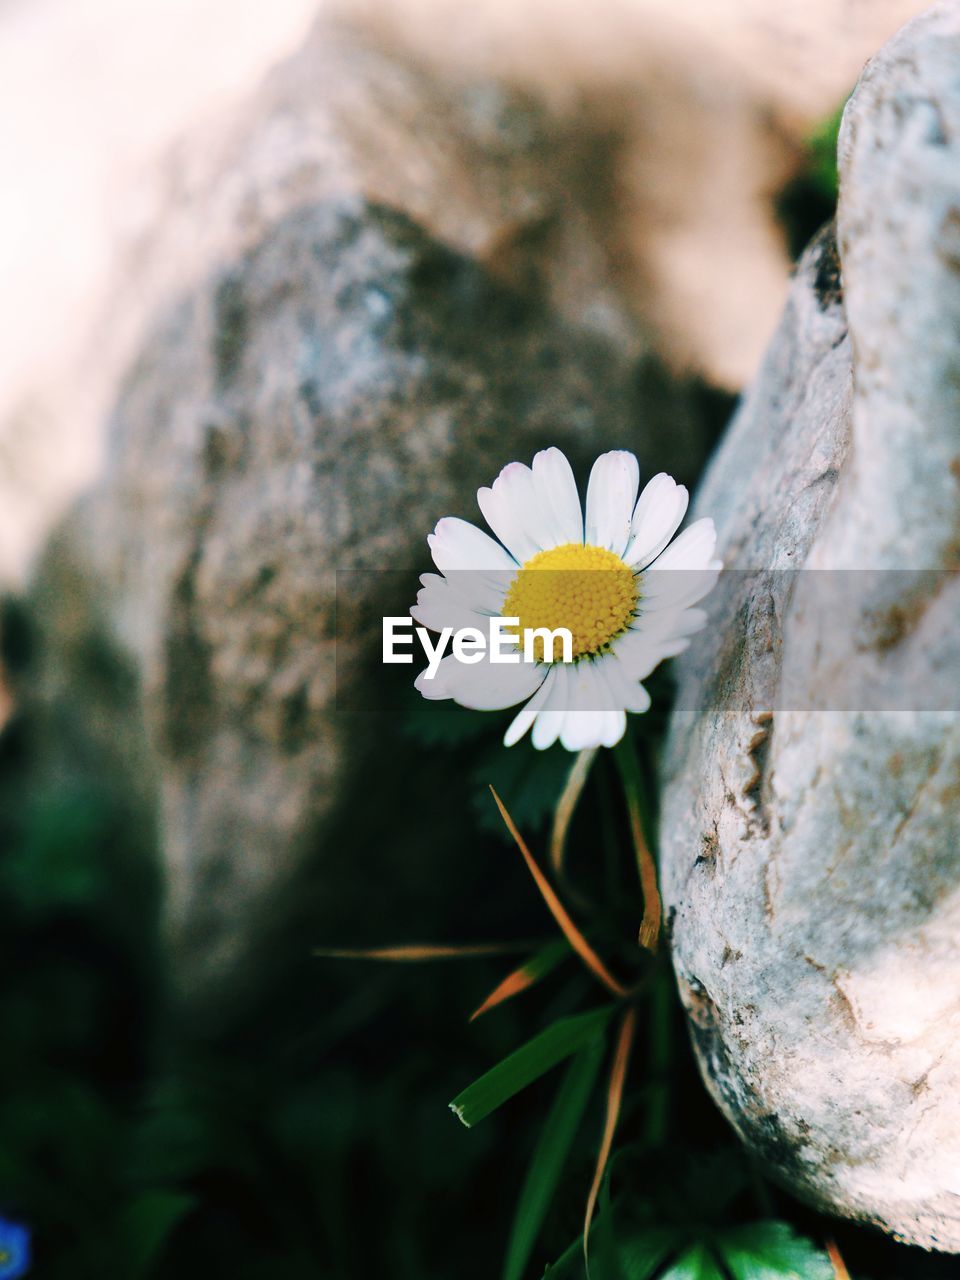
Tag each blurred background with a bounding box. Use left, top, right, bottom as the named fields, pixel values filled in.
left=0, top=2, right=946, bottom=1277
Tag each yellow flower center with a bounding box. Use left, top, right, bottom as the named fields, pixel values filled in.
left=502, top=542, right=638, bottom=661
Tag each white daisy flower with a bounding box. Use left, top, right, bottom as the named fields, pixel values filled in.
left=411, top=448, right=721, bottom=751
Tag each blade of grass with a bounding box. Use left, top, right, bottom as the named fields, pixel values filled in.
left=613, top=738, right=662, bottom=954
left=618, top=1229, right=683, bottom=1278
left=502, top=1038, right=605, bottom=1280
left=470, top=939, right=570, bottom=1022
left=584, top=1006, right=637, bottom=1277
left=596, top=1150, right=618, bottom=1280
left=313, top=942, right=533, bottom=961
left=545, top=1225, right=679, bottom=1278
left=124, top=1192, right=196, bottom=1279
left=450, top=1005, right=614, bottom=1128
left=489, top=786, right=631, bottom=998
left=550, top=747, right=599, bottom=877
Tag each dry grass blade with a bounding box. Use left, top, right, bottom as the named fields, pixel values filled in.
left=489, top=786, right=630, bottom=999
left=0, top=666, right=12, bottom=736
left=550, top=747, right=598, bottom=877
left=616, top=762, right=661, bottom=954
left=470, top=963, right=537, bottom=1021
left=469, top=940, right=567, bottom=1022
left=313, top=943, right=529, bottom=961
left=583, top=1005, right=637, bottom=1277
left=613, top=738, right=662, bottom=953
left=826, top=1237, right=852, bottom=1280
left=627, top=795, right=661, bottom=953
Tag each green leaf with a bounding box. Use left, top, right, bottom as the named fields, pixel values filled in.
left=521, top=938, right=572, bottom=984
left=451, top=1006, right=614, bottom=1128
left=596, top=1160, right=621, bottom=1280
left=660, top=1242, right=726, bottom=1280
left=805, top=106, right=844, bottom=202
left=720, top=1221, right=834, bottom=1280
left=502, top=1039, right=604, bottom=1280
left=545, top=1224, right=684, bottom=1279
left=473, top=741, right=572, bottom=839
left=402, top=694, right=493, bottom=746
left=122, top=1191, right=195, bottom=1277
left=541, top=1230, right=584, bottom=1276
left=618, top=1230, right=683, bottom=1279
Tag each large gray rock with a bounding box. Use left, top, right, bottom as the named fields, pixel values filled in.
left=1, top=0, right=931, bottom=601
left=27, top=19, right=713, bottom=1007
left=661, top=2, right=960, bottom=1250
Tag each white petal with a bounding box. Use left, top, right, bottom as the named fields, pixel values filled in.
left=557, top=663, right=614, bottom=751
left=411, top=575, right=495, bottom=633
left=531, top=448, right=583, bottom=546
left=641, top=569, right=720, bottom=613
left=598, top=650, right=653, bottom=713
left=414, top=665, right=455, bottom=701
left=529, top=658, right=635, bottom=751
left=647, top=518, right=720, bottom=572
left=584, top=451, right=640, bottom=555
left=415, top=652, right=545, bottom=710
left=424, top=521, right=516, bottom=615
left=440, top=568, right=514, bottom=616
left=599, top=709, right=627, bottom=748
left=632, top=606, right=708, bottom=641
left=641, top=521, right=722, bottom=612
left=612, top=631, right=665, bottom=681
left=428, top=517, right=517, bottom=573
left=614, top=627, right=695, bottom=679
left=530, top=664, right=572, bottom=750
left=623, top=474, right=689, bottom=569
left=477, top=468, right=539, bottom=564
left=627, top=607, right=708, bottom=666
left=477, top=460, right=559, bottom=564
left=503, top=665, right=559, bottom=747
left=558, top=711, right=610, bottom=752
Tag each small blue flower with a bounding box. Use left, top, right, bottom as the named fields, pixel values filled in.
left=0, top=1217, right=30, bottom=1279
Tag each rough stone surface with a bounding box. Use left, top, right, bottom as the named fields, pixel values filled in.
left=29, top=34, right=715, bottom=1005
left=660, top=3, right=960, bottom=1250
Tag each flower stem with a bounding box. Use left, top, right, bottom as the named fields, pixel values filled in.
left=613, top=735, right=662, bottom=954
left=550, top=747, right=599, bottom=877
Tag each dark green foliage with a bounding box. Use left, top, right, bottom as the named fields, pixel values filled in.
left=450, top=1007, right=614, bottom=1128
left=721, top=1222, right=836, bottom=1279
left=776, top=105, right=845, bottom=262
left=0, top=769, right=164, bottom=1278
left=401, top=693, right=493, bottom=747
left=503, top=1042, right=605, bottom=1280
left=2, top=574, right=957, bottom=1280
left=472, top=741, right=577, bottom=840
left=608, top=1218, right=836, bottom=1279
left=403, top=691, right=574, bottom=839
